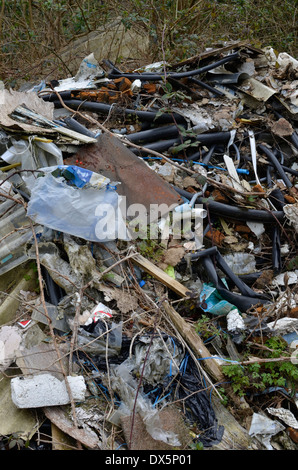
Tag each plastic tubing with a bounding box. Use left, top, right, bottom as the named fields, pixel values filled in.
left=185, top=147, right=208, bottom=162
left=201, top=145, right=216, bottom=164
left=108, top=52, right=240, bottom=81
left=215, top=250, right=266, bottom=299
left=188, top=77, right=225, bottom=96
left=200, top=255, right=269, bottom=312
left=125, top=124, right=181, bottom=143
left=41, top=91, right=72, bottom=102
left=132, top=137, right=181, bottom=153
left=291, top=132, right=298, bottom=150
left=258, top=144, right=292, bottom=188
left=172, top=186, right=284, bottom=223
left=54, top=99, right=187, bottom=124
left=196, top=196, right=284, bottom=223
left=191, top=246, right=218, bottom=260
left=63, top=117, right=97, bottom=138
left=191, top=246, right=266, bottom=300
left=130, top=131, right=231, bottom=154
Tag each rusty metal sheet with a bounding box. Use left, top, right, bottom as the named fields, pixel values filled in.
left=65, top=133, right=182, bottom=220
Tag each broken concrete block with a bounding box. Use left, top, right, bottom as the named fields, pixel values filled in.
left=11, top=374, right=86, bottom=408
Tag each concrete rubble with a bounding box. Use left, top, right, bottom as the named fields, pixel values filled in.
left=0, top=41, right=297, bottom=451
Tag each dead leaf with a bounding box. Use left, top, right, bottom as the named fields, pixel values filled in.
left=157, top=246, right=185, bottom=270
left=97, top=285, right=139, bottom=314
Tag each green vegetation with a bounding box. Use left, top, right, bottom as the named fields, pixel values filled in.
left=136, top=238, right=165, bottom=263
left=195, top=314, right=225, bottom=340
left=0, top=0, right=297, bottom=84
left=222, top=336, right=298, bottom=398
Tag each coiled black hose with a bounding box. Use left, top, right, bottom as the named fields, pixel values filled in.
left=108, top=52, right=240, bottom=81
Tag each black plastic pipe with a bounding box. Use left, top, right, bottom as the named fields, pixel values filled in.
left=173, top=186, right=284, bottom=223
left=201, top=145, right=216, bottom=164
left=200, top=255, right=269, bottom=312
left=188, top=77, right=225, bottom=96
left=266, top=165, right=273, bottom=188
left=187, top=246, right=267, bottom=301
left=130, top=132, right=232, bottom=155
left=191, top=246, right=218, bottom=260
left=258, top=144, right=292, bottom=189
left=291, top=132, right=298, bottom=151
left=125, top=124, right=181, bottom=144
left=41, top=91, right=72, bottom=102
left=215, top=250, right=267, bottom=300
left=279, top=165, right=298, bottom=177
left=108, top=52, right=240, bottom=81
left=238, top=272, right=262, bottom=284
left=54, top=99, right=187, bottom=124
left=242, top=152, right=298, bottom=179
left=185, top=147, right=208, bottom=162
left=268, top=188, right=286, bottom=211
left=196, top=197, right=285, bottom=223
left=131, top=137, right=182, bottom=153
left=63, top=117, right=97, bottom=138
left=195, top=132, right=232, bottom=145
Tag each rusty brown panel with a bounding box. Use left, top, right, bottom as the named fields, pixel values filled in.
left=64, top=133, right=182, bottom=219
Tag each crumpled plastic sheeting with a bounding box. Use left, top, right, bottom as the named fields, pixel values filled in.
left=27, top=167, right=128, bottom=242
left=96, top=334, right=224, bottom=448
left=249, top=412, right=285, bottom=450
left=132, top=335, right=184, bottom=385
left=108, top=361, right=181, bottom=447
left=54, top=53, right=106, bottom=92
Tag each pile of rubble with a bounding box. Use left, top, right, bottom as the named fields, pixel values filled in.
left=0, top=41, right=297, bottom=451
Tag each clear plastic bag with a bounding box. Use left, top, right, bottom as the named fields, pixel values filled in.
left=27, top=166, right=128, bottom=242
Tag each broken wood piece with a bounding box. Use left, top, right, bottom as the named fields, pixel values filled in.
left=131, top=254, right=191, bottom=297
left=43, top=406, right=100, bottom=449
left=210, top=395, right=263, bottom=450
left=163, top=302, right=254, bottom=412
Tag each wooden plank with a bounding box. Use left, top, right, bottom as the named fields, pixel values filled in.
left=44, top=406, right=100, bottom=449
left=163, top=301, right=253, bottom=412
left=131, top=254, right=191, bottom=297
